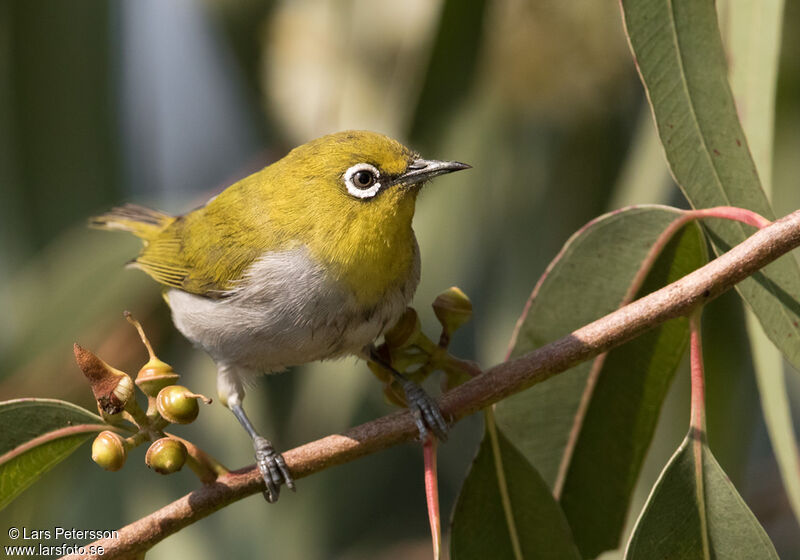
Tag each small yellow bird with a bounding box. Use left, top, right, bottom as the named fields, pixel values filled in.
left=91, top=130, right=470, bottom=501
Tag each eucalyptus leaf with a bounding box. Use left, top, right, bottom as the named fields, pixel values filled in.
left=718, top=0, right=784, bottom=194
left=625, top=431, right=778, bottom=559
left=716, top=0, right=800, bottom=527
left=500, top=206, right=686, bottom=483
left=620, top=0, right=800, bottom=371
left=559, top=220, right=707, bottom=557
left=0, top=398, right=107, bottom=510
left=747, top=314, right=800, bottom=524
left=498, top=205, right=706, bottom=557
left=450, top=419, right=580, bottom=560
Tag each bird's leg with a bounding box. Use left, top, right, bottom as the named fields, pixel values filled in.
left=228, top=398, right=295, bottom=503
left=366, top=345, right=448, bottom=441
left=219, top=365, right=294, bottom=502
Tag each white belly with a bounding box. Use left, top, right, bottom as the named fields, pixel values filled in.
left=166, top=246, right=418, bottom=376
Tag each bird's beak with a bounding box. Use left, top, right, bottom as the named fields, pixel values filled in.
left=393, top=158, right=471, bottom=186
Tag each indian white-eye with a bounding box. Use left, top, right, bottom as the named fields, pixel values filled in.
left=91, top=130, right=470, bottom=501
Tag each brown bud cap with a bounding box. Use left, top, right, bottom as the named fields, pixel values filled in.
left=384, top=308, right=422, bottom=349
left=74, top=344, right=134, bottom=415
left=156, top=385, right=206, bottom=424
left=432, top=287, right=472, bottom=334
left=145, top=437, right=187, bottom=474
left=91, top=431, right=127, bottom=471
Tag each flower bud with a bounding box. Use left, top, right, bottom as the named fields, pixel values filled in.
left=74, top=344, right=134, bottom=415
left=384, top=308, right=422, bottom=349
left=135, top=358, right=180, bottom=397
left=145, top=437, right=187, bottom=474
left=125, top=311, right=181, bottom=396
left=91, top=431, right=127, bottom=471
left=156, top=385, right=202, bottom=424
left=432, top=287, right=472, bottom=335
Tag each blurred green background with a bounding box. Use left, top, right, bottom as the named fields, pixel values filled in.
left=1, top=0, right=799, bottom=558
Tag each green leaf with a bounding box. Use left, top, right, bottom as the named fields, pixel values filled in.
left=559, top=222, right=707, bottom=557
left=499, top=206, right=685, bottom=482
left=0, top=398, right=107, bottom=510
left=718, top=0, right=784, bottom=194
left=717, top=0, right=800, bottom=528
left=620, top=0, right=800, bottom=372
left=450, top=416, right=580, bottom=560
left=625, top=431, right=778, bottom=559
left=497, top=205, right=707, bottom=557
left=700, top=293, right=759, bottom=487
left=747, top=314, right=800, bottom=524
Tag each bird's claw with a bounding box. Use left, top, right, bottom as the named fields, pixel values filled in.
left=402, top=380, right=449, bottom=442
left=254, top=436, right=295, bottom=503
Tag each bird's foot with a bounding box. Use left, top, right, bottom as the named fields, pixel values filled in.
left=401, top=380, right=449, bottom=442
left=253, top=437, right=295, bottom=503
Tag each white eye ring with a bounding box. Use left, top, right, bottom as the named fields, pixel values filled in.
left=343, top=163, right=382, bottom=199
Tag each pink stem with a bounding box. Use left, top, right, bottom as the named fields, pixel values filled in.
left=689, top=311, right=706, bottom=433
left=423, top=436, right=441, bottom=560
left=0, top=424, right=110, bottom=465
left=626, top=206, right=770, bottom=304
left=507, top=205, right=769, bottom=363
left=685, top=206, right=771, bottom=229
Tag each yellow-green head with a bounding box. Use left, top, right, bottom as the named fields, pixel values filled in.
left=92, top=131, right=470, bottom=306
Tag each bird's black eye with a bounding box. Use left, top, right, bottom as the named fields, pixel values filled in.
left=353, top=169, right=375, bottom=189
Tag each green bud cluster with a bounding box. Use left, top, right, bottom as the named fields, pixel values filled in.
left=369, top=287, right=476, bottom=407
left=75, top=312, right=214, bottom=479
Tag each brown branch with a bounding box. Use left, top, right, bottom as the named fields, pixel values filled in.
left=64, top=208, right=800, bottom=560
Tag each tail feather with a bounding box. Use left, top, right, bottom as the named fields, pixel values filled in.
left=90, top=203, right=174, bottom=241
